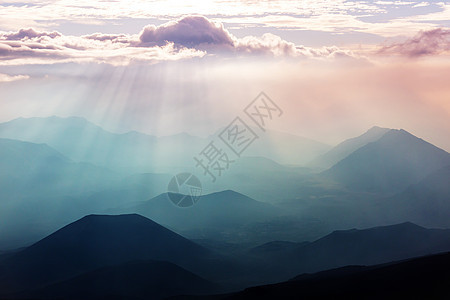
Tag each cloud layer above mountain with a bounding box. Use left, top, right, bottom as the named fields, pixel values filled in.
left=0, top=26, right=205, bottom=65
left=3, top=14, right=450, bottom=66
left=0, top=16, right=360, bottom=65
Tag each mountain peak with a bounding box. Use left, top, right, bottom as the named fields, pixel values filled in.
left=78, top=213, right=146, bottom=223
left=308, top=126, right=390, bottom=169
left=367, top=125, right=389, bottom=133
left=323, top=126, right=450, bottom=192
left=362, top=126, right=391, bottom=139
left=216, top=189, right=245, bottom=196
left=204, top=190, right=260, bottom=203
left=82, top=213, right=142, bottom=219
left=385, top=128, right=413, bottom=136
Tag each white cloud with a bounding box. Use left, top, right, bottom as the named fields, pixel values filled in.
left=0, top=73, right=29, bottom=82
left=1, top=0, right=446, bottom=40
left=412, top=2, right=430, bottom=8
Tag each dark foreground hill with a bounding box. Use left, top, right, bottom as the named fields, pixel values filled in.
left=179, top=252, right=450, bottom=299
left=27, top=260, right=217, bottom=300
left=2, top=215, right=450, bottom=299
left=0, top=214, right=211, bottom=295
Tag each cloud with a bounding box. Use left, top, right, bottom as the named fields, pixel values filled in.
left=235, top=33, right=297, bottom=56
left=0, top=16, right=359, bottom=65
left=3, top=28, right=61, bottom=41
left=0, top=73, right=29, bottom=82
left=137, top=16, right=357, bottom=59
left=0, top=28, right=205, bottom=65
left=138, top=16, right=235, bottom=49
left=236, top=34, right=357, bottom=59
left=83, top=33, right=130, bottom=43
left=378, top=28, right=450, bottom=57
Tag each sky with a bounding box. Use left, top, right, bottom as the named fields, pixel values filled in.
left=0, top=0, right=449, bottom=150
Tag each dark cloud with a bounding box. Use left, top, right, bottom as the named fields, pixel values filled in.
left=379, top=28, right=450, bottom=57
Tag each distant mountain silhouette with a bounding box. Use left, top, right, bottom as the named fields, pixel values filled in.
left=309, top=126, right=390, bottom=170
left=0, top=116, right=329, bottom=172
left=0, top=116, right=167, bottom=173
left=28, top=260, right=218, bottom=300
left=0, top=214, right=211, bottom=295
left=204, top=252, right=450, bottom=299
left=243, top=222, right=450, bottom=280
left=294, top=222, right=450, bottom=271
left=322, top=129, right=450, bottom=193
left=112, top=190, right=282, bottom=241
left=0, top=138, right=116, bottom=195
left=0, top=138, right=123, bottom=249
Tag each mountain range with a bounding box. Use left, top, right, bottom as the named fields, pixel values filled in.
left=1, top=214, right=450, bottom=299
left=0, top=138, right=117, bottom=196
left=1, top=115, right=450, bottom=299
left=0, top=116, right=330, bottom=172
left=1, top=118, right=450, bottom=250
left=242, top=221, right=450, bottom=281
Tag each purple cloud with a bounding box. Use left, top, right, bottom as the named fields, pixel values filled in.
left=379, top=28, right=450, bottom=57
left=138, top=15, right=235, bottom=50
left=3, top=28, right=61, bottom=41
left=0, top=16, right=358, bottom=65
left=137, top=16, right=356, bottom=59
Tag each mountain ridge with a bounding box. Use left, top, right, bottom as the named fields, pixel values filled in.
left=308, top=126, right=391, bottom=170
left=322, top=128, right=450, bottom=193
